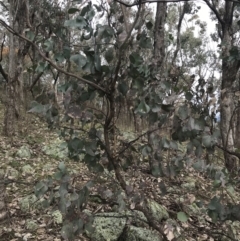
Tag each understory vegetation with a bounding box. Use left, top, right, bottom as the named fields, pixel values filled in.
left=0, top=0, right=240, bottom=240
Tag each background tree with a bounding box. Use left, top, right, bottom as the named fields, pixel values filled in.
left=204, top=0, right=240, bottom=171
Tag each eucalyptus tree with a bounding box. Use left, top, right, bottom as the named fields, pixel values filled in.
left=202, top=0, right=240, bottom=171
left=0, top=0, right=31, bottom=136
left=1, top=0, right=240, bottom=239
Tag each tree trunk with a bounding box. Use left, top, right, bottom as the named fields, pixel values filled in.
left=3, top=0, right=18, bottom=136
left=235, top=105, right=240, bottom=149
left=3, top=0, right=30, bottom=136
left=220, top=1, right=240, bottom=171
left=153, top=2, right=167, bottom=70
left=148, top=2, right=167, bottom=176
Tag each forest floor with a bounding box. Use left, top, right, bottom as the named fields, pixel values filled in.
left=0, top=106, right=239, bottom=241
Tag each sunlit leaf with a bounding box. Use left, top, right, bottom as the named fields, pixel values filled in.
left=177, top=212, right=188, bottom=222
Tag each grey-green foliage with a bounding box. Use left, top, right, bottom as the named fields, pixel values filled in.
left=26, top=0, right=240, bottom=240
left=34, top=162, right=94, bottom=240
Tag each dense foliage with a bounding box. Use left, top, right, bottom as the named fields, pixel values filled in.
left=0, top=0, right=240, bottom=240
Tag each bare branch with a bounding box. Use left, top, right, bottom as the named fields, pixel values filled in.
left=115, top=0, right=191, bottom=7
left=115, top=0, right=240, bottom=7
left=204, top=0, right=224, bottom=26
left=29, top=71, right=43, bottom=92
left=172, top=2, right=186, bottom=65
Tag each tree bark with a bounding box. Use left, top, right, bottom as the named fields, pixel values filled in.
left=220, top=1, right=240, bottom=171
left=3, top=0, right=18, bottom=136
left=3, top=0, right=31, bottom=136
left=154, top=2, right=167, bottom=70
left=148, top=2, right=167, bottom=176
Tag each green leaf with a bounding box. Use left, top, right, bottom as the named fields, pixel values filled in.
left=185, top=91, right=193, bottom=100
left=146, top=21, right=153, bottom=30
left=160, top=81, right=171, bottom=91
left=35, top=62, right=48, bottom=73
left=85, top=145, right=95, bottom=156
left=54, top=171, right=63, bottom=181
left=61, top=223, right=75, bottom=240
left=97, top=25, right=114, bottom=39
left=35, top=181, right=48, bottom=198
left=86, top=9, right=95, bottom=21
left=139, top=36, right=152, bottom=49
left=43, top=40, right=53, bottom=52
left=68, top=8, right=80, bottom=14
left=28, top=102, right=47, bottom=114
left=70, top=192, right=79, bottom=202
left=118, top=81, right=128, bottom=96
left=186, top=142, right=194, bottom=154
left=193, top=159, right=205, bottom=171
left=162, top=138, right=170, bottom=149
left=178, top=105, right=188, bottom=120
left=129, top=52, right=143, bottom=65
left=54, top=53, right=65, bottom=63
left=142, top=145, right=152, bottom=156
left=208, top=196, right=219, bottom=211
left=81, top=3, right=91, bottom=16
left=58, top=162, right=66, bottom=173
left=202, top=135, right=212, bottom=148
left=208, top=210, right=218, bottom=223
left=132, top=77, right=144, bottom=89
left=105, top=48, right=114, bottom=63
left=63, top=46, right=71, bottom=59
left=151, top=162, right=164, bottom=177
left=170, top=141, right=178, bottom=150
left=26, top=30, right=35, bottom=41
left=135, top=100, right=150, bottom=115
left=64, top=17, right=87, bottom=29
left=195, top=145, right=203, bottom=158
left=68, top=138, right=84, bottom=153
left=159, top=181, right=167, bottom=196
left=84, top=218, right=95, bottom=233
left=177, top=212, right=188, bottom=222
left=70, top=54, right=87, bottom=68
